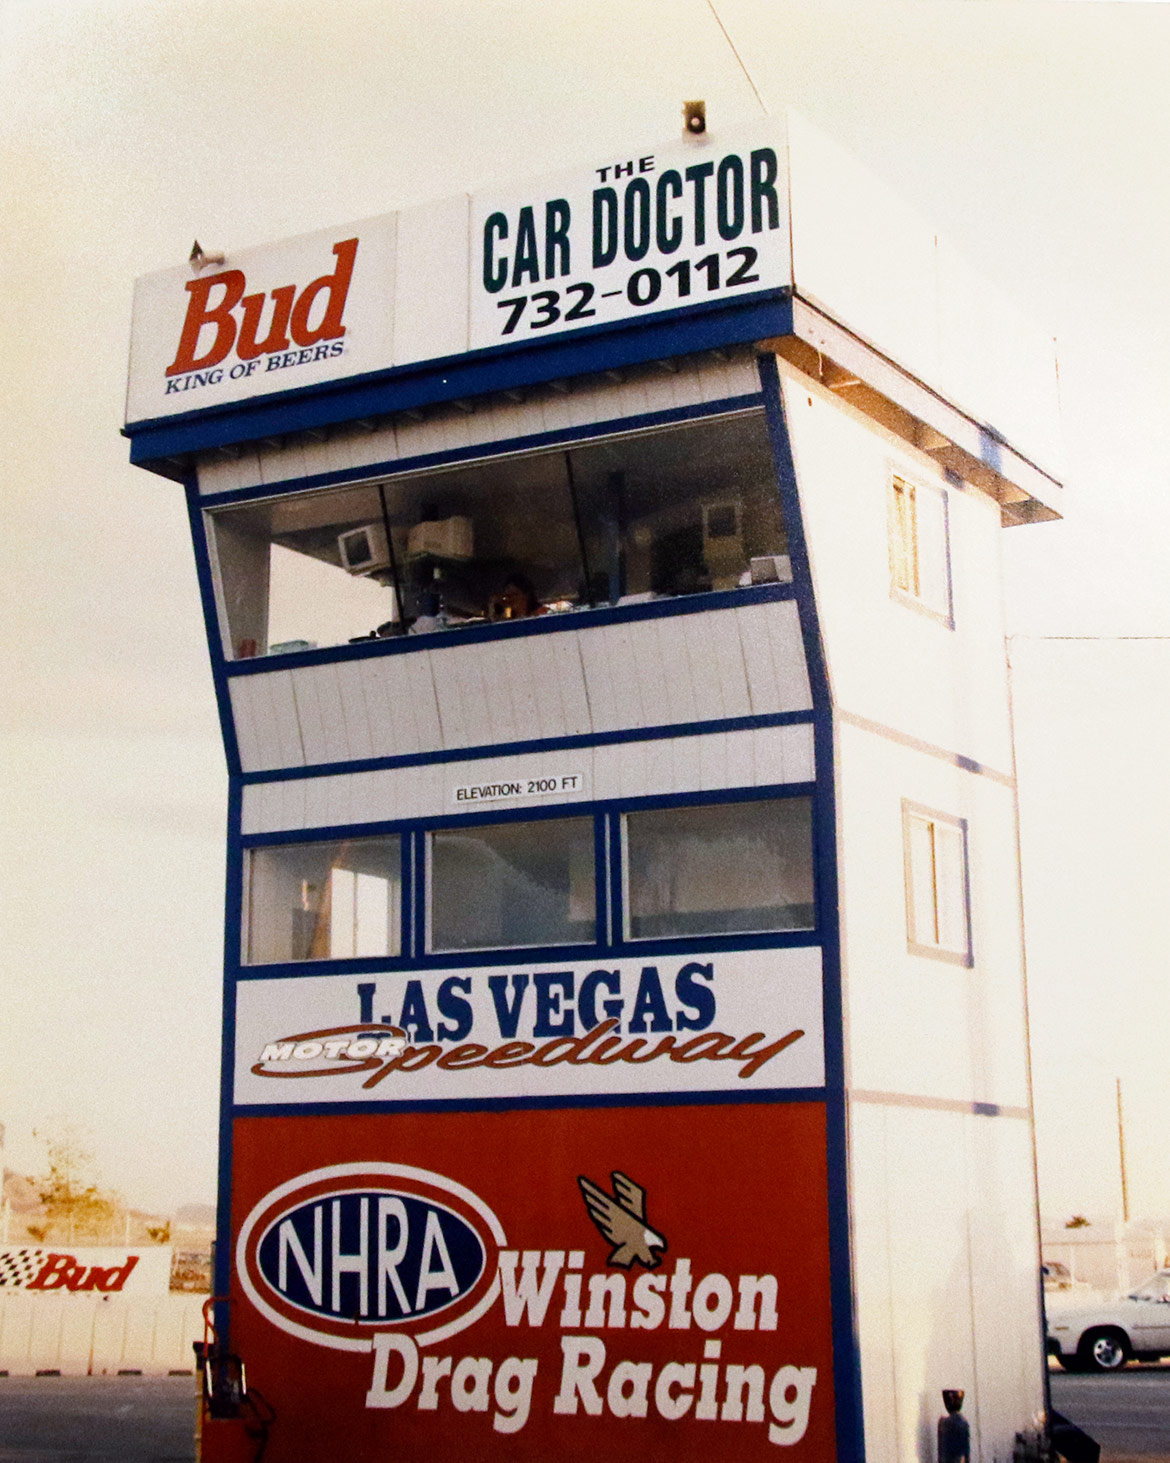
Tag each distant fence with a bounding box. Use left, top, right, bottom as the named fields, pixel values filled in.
left=0, top=1294, right=205, bottom=1375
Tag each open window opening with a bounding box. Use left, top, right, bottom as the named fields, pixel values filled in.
left=208, top=411, right=790, bottom=660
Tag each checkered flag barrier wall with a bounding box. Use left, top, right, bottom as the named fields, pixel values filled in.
left=0, top=1249, right=46, bottom=1288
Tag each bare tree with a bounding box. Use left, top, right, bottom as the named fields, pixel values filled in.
left=31, top=1123, right=120, bottom=1244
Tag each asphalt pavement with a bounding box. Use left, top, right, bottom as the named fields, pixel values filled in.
left=1052, top=1367, right=1170, bottom=1463
left=0, top=1376, right=195, bottom=1462
left=0, top=1368, right=1168, bottom=1461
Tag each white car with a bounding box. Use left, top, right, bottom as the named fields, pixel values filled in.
left=1047, top=1269, right=1170, bottom=1371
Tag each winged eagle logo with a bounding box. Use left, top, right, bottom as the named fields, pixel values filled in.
left=577, top=1170, right=667, bottom=1269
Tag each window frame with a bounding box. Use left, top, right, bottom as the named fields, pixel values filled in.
left=901, top=800, right=973, bottom=967
left=887, top=468, right=954, bottom=628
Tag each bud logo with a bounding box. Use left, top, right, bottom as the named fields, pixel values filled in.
left=237, top=1163, right=506, bottom=1352
left=0, top=1247, right=139, bottom=1293
left=166, top=237, right=358, bottom=379
left=252, top=1024, right=406, bottom=1079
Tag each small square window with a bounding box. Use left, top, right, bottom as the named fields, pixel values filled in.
left=888, top=472, right=952, bottom=624
left=902, top=803, right=971, bottom=966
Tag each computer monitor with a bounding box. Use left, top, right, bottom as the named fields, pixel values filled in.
left=337, top=522, right=391, bottom=575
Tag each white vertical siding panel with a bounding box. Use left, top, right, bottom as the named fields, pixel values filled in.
left=724, top=729, right=755, bottom=790
left=601, top=624, right=643, bottom=730
left=520, top=635, right=567, bottom=740
left=335, top=662, right=375, bottom=762
left=640, top=367, right=681, bottom=416
left=616, top=739, right=651, bottom=800
left=698, top=732, right=729, bottom=791
left=753, top=725, right=788, bottom=786
left=405, top=653, right=443, bottom=750
left=231, top=447, right=264, bottom=491
left=257, top=438, right=306, bottom=488
left=306, top=663, right=349, bottom=764
left=249, top=676, right=292, bottom=771
left=782, top=723, right=816, bottom=783
left=576, top=632, right=620, bottom=737
left=478, top=640, right=522, bottom=746
left=669, top=735, right=702, bottom=794
left=361, top=657, right=399, bottom=759
left=707, top=611, right=753, bottom=719
left=564, top=378, right=610, bottom=429
left=297, top=434, right=337, bottom=480
left=239, top=785, right=264, bottom=836
left=264, top=671, right=306, bottom=768
left=228, top=678, right=264, bottom=773
left=681, top=616, right=726, bottom=721
left=302, top=776, right=332, bottom=830
left=431, top=648, right=470, bottom=750
left=643, top=736, right=675, bottom=796
left=668, top=359, right=705, bottom=410
left=538, top=390, right=574, bottom=435
left=197, top=454, right=242, bottom=497
left=553, top=636, right=591, bottom=736
left=767, top=600, right=814, bottom=710
left=502, top=635, right=542, bottom=743
left=279, top=777, right=308, bottom=831
left=627, top=618, right=671, bottom=729
left=325, top=773, right=356, bottom=828
left=736, top=603, right=783, bottom=715
left=291, top=666, right=329, bottom=766
left=656, top=618, right=700, bottom=725
left=592, top=743, right=622, bottom=802
left=450, top=644, right=493, bottom=747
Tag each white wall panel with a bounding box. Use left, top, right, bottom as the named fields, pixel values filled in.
left=227, top=678, right=264, bottom=771
left=258, top=437, right=306, bottom=487
left=392, top=195, right=470, bottom=366
left=230, top=603, right=810, bottom=773
left=334, top=660, right=375, bottom=761
left=847, top=1103, right=901, bottom=1463
left=241, top=722, right=810, bottom=834
left=782, top=368, right=1016, bottom=773
left=836, top=720, right=1028, bottom=1108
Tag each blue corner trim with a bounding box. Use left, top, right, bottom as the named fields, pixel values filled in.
left=125, top=291, right=793, bottom=471
left=240, top=708, right=813, bottom=787
left=182, top=477, right=241, bottom=778
left=758, top=352, right=865, bottom=1463
left=197, top=394, right=766, bottom=510
left=214, top=778, right=244, bottom=1347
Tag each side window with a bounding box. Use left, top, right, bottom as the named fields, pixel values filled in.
left=888, top=471, right=952, bottom=625
left=902, top=803, right=971, bottom=965
left=623, top=797, right=815, bottom=939
left=429, top=816, right=596, bottom=952
left=245, top=837, right=401, bottom=964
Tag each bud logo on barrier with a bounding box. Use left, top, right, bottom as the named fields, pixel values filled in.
left=166, top=237, right=358, bottom=380
left=0, top=1247, right=139, bottom=1293
left=236, top=1163, right=506, bottom=1353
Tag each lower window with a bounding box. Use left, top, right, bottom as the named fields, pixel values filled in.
left=429, top=816, right=596, bottom=952
left=245, top=837, right=401, bottom=964
left=624, top=797, right=815, bottom=938
left=902, top=802, right=972, bottom=964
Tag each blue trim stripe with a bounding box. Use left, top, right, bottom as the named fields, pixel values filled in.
left=225, top=580, right=797, bottom=678
left=214, top=777, right=244, bottom=1347
left=232, top=927, right=823, bottom=983
left=231, top=1087, right=828, bottom=1120
left=241, top=708, right=814, bottom=787
left=126, top=291, right=793, bottom=471
left=198, top=394, right=766, bottom=509
left=182, top=477, right=241, bottom=778
left=758, top=353, right=865, bottom=1462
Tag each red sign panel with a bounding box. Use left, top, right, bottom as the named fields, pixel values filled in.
left=227, top=1102, right=835, bottom=1460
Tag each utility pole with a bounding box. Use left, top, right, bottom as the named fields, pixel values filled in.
left=1117, top=1077, right=1130, bottom=1224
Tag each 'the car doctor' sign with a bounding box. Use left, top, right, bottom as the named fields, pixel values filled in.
left=125, top=123, right=792, bottom=425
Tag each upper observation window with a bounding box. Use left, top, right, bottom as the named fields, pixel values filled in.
left=623, top=796, right=815, bottom=939
left=207, top=411, right=790, bottom=660
left=245, top=836, right=402, bottom=965
left=887, top=472, right=952, bottom=625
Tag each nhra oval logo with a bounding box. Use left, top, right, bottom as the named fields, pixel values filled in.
left=236, top=1163, right=506, bottom=1352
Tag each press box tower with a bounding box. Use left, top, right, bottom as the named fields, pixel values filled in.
left=124, top=113, right=1062, bottom=1462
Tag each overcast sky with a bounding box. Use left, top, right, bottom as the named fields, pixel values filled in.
left=2, top=0, right=1168, bottom=1221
